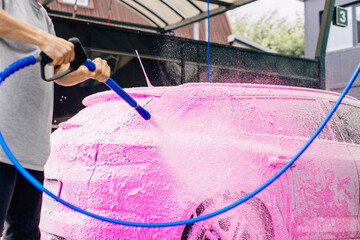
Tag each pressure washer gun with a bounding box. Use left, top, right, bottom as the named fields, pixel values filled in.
left=39, top=37, right=151, bottom=120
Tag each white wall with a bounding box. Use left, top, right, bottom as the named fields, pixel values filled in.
left=304, top=0, right=360, bottom=98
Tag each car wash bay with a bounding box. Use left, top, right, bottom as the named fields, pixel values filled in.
left=49, top=15, right=322, bottom=126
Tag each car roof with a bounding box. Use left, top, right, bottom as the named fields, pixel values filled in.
left=82, top=83, right=360, bottom=107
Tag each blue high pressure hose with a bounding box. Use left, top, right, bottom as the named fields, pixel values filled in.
left=1, top=54, right=360, bottom=227
left=207, top=0, right=210, bottom=83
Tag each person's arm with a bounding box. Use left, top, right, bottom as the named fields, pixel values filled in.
left=0, top=9, right=74, bottom=66
left=0, top=10, right=110, bottom=85
left=54, top=58, right=111, bottom=86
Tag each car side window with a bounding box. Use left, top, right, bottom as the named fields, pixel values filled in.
left=331, top=102, right=360, bottom=144
left=317, top=101, right=345, bottom=142
left=255, top=98, right=333, bottom=140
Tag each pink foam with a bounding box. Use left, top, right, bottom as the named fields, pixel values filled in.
left=41, top=83, right=360, bottom=239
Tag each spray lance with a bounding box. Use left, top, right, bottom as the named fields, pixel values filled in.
left=40, top=37, right=151, bottom=120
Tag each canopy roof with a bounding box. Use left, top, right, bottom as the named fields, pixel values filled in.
left=43, top=0, right=257, bottom=32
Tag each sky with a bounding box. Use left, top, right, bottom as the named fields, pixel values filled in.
left=228, top=0, right=304, bottom=22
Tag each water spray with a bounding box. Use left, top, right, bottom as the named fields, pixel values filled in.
left=135, top=49, right=153, bottom=88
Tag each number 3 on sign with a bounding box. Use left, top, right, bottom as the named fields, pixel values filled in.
left=339, top=11, right=346, bottom=23
left=334, top=6, right=348, bottom=27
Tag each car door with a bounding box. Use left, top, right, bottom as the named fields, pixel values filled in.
left=254, top=96, right=359, bottom=239
left=324, top=101, right=360, bottom=234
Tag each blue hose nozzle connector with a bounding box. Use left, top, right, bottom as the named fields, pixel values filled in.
left=84, top=59, right=151, bottom=120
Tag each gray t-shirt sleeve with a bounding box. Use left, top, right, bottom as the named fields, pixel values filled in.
left=48, top=19, right=56, bottom=36
left=42, top=8, right=56, bottom=36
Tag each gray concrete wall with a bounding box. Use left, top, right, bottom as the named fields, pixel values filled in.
left=304, top=0, right=360, bottom=99
left=326, top=46, right=360, bottom=99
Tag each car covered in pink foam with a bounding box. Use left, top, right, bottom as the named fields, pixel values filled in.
left=40, top=83, right=360, bottom=240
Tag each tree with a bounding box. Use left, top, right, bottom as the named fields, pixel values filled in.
left=230, top=10, right=305, bottom=57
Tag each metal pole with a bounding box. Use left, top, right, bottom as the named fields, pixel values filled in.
left=315, top=0, right=336, bottom=89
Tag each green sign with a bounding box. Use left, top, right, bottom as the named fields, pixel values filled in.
left=333, top=6, right=348, bottom=27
